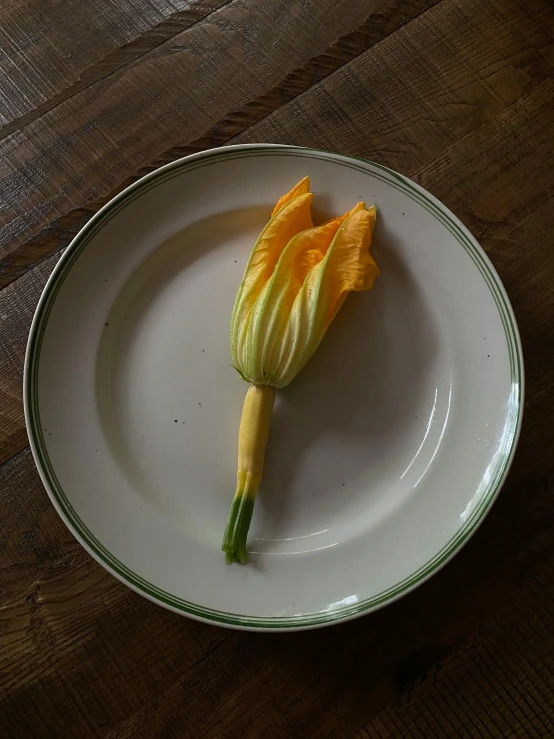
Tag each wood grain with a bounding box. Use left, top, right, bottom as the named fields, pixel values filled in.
left=0, top=0, right=438, bottom=287
left=0, top=0, right=389, bottom=257
left=0, top=254, right=59, bottom=463
left=234, top=0, right=554, bottom=172
left=0, top=0, right=232, bottom=137
left=1, top=0, right=554, bottom=736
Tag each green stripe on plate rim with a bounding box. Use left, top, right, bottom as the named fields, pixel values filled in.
left=24, top=145, right=524, bottom=629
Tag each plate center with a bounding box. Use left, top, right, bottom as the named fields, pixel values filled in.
left=97, top=211, right=450, bottom=554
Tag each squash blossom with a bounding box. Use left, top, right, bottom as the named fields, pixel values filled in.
left=222, top=177, right=379, bottom=563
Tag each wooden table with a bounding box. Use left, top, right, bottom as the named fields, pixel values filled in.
left=1, top=0, right=554, bottom=736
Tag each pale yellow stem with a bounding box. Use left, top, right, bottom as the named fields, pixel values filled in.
left=238, top=385, right=275, bottom=481
left=222, top=385, right=275, bottom=563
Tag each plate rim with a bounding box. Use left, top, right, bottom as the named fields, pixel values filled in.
left=23, top=143, right=525, bottom=630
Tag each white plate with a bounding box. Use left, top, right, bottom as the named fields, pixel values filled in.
left=24, top=145, right=523, bottom=630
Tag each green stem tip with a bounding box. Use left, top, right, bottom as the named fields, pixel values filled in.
left=222, top=492, right=256, bottom=564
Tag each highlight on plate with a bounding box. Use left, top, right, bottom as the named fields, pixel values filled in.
left=222, top=176, right=380, bottom=564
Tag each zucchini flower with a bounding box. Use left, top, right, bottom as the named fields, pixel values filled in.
left=222, top=177, right=379, bottom=563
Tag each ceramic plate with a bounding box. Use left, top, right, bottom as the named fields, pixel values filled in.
left=24, top=145, right=523, bottom=630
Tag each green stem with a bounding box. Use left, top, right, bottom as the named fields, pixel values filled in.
left=222, top=488, right=256, bottom=564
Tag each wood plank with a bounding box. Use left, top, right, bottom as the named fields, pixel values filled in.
left=0, top=0, right=232, bottom=136
left=355, top=568, right=554, bottom=738
left=0, top=253, right=60, bottom=463
left=0, top=0, right=438, bottom=286
left=234, top=0, right=554, bottom=173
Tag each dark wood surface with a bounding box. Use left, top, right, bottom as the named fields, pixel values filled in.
left=1, top=0, right=554, bottom=736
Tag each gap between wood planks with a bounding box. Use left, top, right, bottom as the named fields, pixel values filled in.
left=0, top=0, right=235, bottom=142
left=0, top=0, right=442, bottom=289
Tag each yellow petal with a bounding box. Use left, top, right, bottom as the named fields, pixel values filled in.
left=243, top=219, right=342, bottom=383
left=230, top=188, right=313, bottom=369
left=273, top=206, right=378, bottom=387
left=271, top=176, right=311, bottom=217
left=333, top=200, right=366, bottom=225
left=321, top=205, right=378, bottom=333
